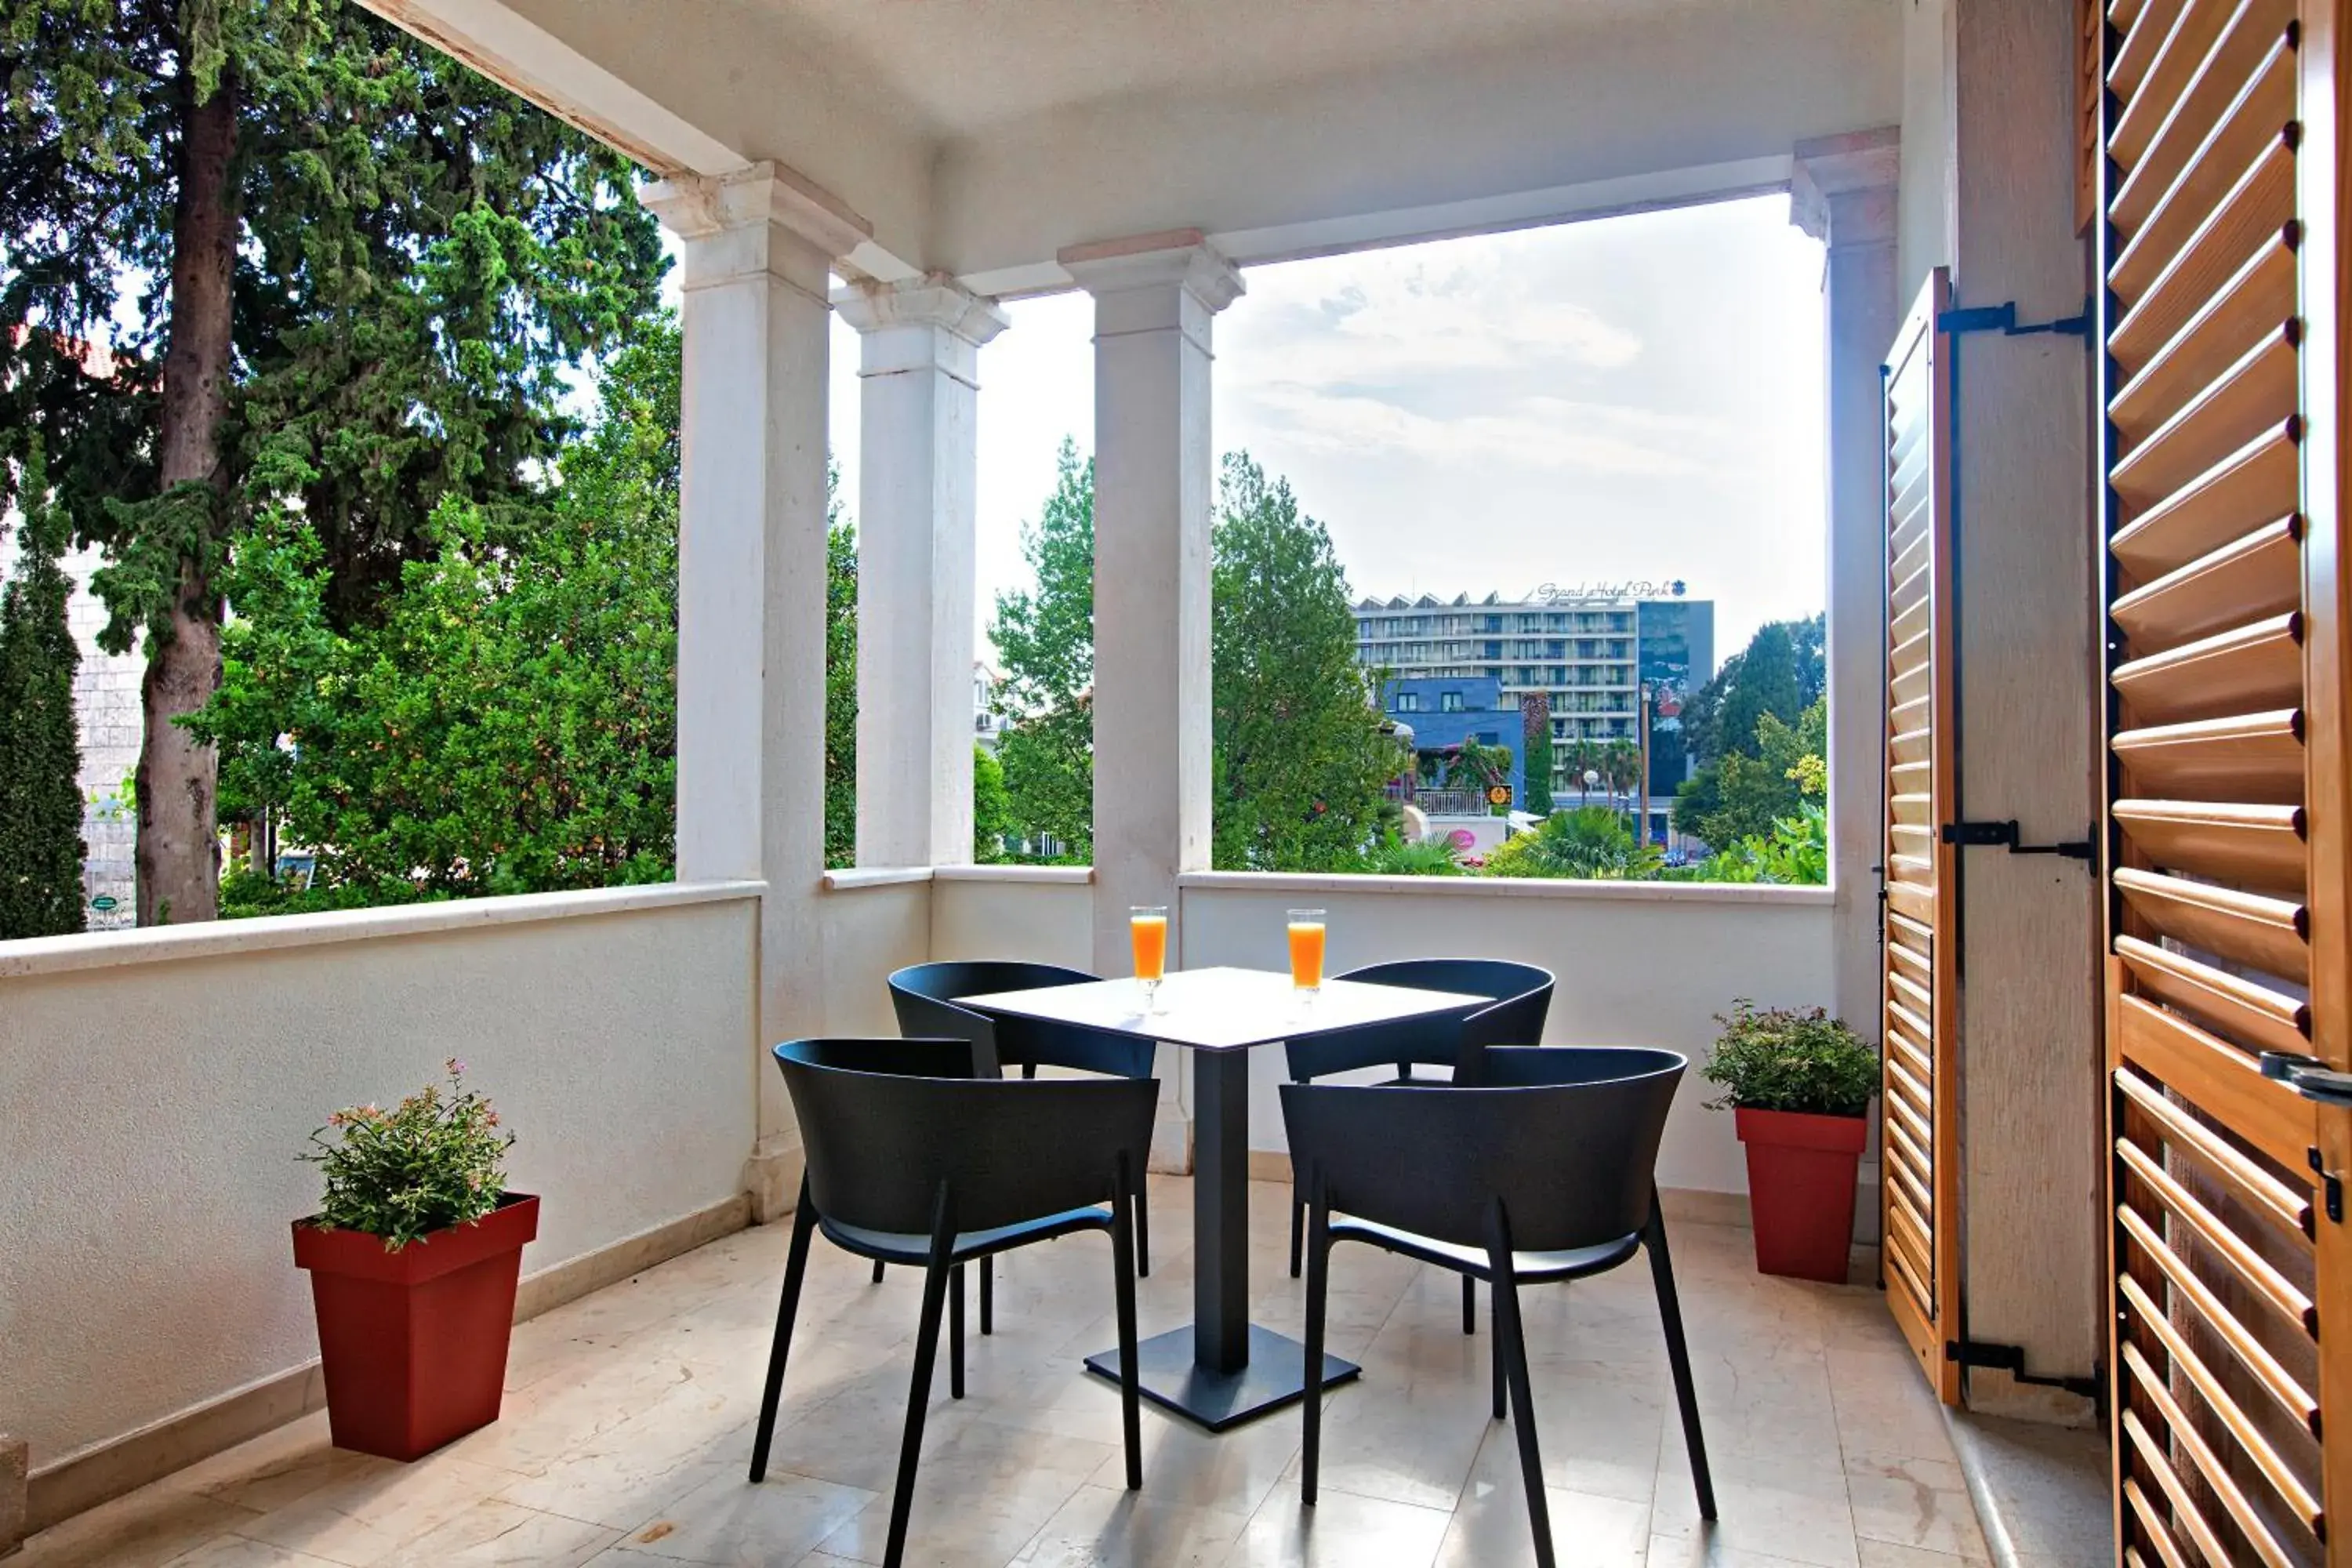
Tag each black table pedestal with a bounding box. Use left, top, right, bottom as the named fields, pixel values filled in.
left=1081, top=1046, right=1359, bottom=1430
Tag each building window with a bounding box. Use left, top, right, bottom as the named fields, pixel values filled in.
left=1441, top=691, right=1464, bottom=712
left=1396, top=691, right=1420, bottom=713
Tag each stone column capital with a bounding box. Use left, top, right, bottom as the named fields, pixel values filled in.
left=1059, top=229, right=1245, bottom=332
left=640, top=161, right=873, bottom=292
left=1791, top=127, right=1899, bottom=249
left=832, top=274, right=1009, bottom=344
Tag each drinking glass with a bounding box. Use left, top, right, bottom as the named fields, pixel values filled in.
left=1131, top=906, right=1169, bottom=1012
left=1287, top=909, right=1327, bottom=993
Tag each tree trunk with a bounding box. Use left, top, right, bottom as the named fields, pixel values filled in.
left=136, top=67, right=238, bottom=926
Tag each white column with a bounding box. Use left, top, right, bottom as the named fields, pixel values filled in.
left=1791, top=132, right=1900, bottom=1047
left=834, top=277, right=1008, bottom=868
left=1060, top=232, right=1243, bottom=976
left=641, top=162, right=869, bottom=1220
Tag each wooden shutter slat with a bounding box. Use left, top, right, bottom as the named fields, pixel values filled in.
left=2119, top=1272, right=2323, bottom=1527
left=2111, top=0, right=2241, bottom=165
left=2111, top=423, right=2299, bottom=582
left=2115, top=1064, right=2314, bottom=1234
left=2122, top=1407, right=2242, bottom=1566
left=2114, top=865, right=2309, bottom=979
left=2114, top=0, right=2190, bottom=98
left=2122, top=1480, right=2195, bottom=1568
left=2111, top=612, right=2303, bottom=724
left=1890, top=660, right=1930, bottom=710
left=2111, top=234, right=2296, bottom=427
left=2117, top=994, right=2315, bottom=1171
left=1889, top=789, right=1933, bottom=826
left=2111, top=132, right=2295, bottom=345
left=2111, top=328, right=2300, bottom=503
left=2118, top=1201, right=2321, bottom=1435
left=2114, top=933, right=2311, bottom=1056
left=1887, top=879, right=1936, bottom=925
left=2119, top=1344, right=2303, bottom=1567
left=2110, top=706, right=2304, bottom=801
left=2114, top=0, right=2296, bottom=230
left=2118, top=1134, right=2317, bottom=1330
left=2111, top=515, right=2302, bottom=649
left=2109, top=797, right=2306, bottom=889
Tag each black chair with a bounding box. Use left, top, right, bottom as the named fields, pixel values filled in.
left=750, top=1038, right=1155, bottom=1568
left=1281, top=1046, right=1714, bottom=1568
left=1283, top=958, right=1555, bottom=1333
left=888, top=961, right=1157, bottom=1333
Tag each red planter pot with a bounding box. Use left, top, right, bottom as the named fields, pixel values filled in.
left=292, top=1192, right=539, bottom=1461
left=1734, top=1109, right=1866, bottom=1283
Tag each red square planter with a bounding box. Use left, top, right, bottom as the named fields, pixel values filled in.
left=1734, top=1109, right=1866, bottom=1283
left=292, top=1192, right=539, bottom=1461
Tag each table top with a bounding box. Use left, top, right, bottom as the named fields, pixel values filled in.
left=956, top=965, right=1490, bottom=1052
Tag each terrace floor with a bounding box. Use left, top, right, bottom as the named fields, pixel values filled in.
left=17, top=1178, right=1996, bottom=1568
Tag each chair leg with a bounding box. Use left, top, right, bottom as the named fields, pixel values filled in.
left=1111, top=1154, right=1144, bottom=1490
left=1289, top=1180, right=1304, bottom=1279
left=1646, top=1204, right=1716, bottom=1520
left=1462, top=1274, right=1476, bottom=1335
left=885, top=1192, right=957, bottom=1568
left=980, top=1256, right=994, bottom=1336
left=1301, top=1180, right=1332, bottom=1506
left=1490, top=1281, right=1506, bottom=1421
left=1135, top=1174, right=1152, bottom=1278
left=949, top=1264, right=966, bottom=1399
left=748, top=1177, right=818, bottom=1483
left=871, top=1259, right=885, bottom=1285
left=1489, top=1203, right=1554, bottom=1568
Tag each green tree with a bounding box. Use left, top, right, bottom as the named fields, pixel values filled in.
left=0, top=441, right=86, bottom=937
left=1483, top=805, right=1662, bottom=881
left=2, top=2, right=665, bottom=922
left=1678, top=697, right=1826, bottom=850
left=1520, top=696, right=1555, bottom=816
left=989, top=440, right=1096, bottom=858
left=823, top=469, right=856, bottom=869
left=1210, top=452, right=1398, bottom=870
left=973, top=744, right=1014, bottom=862
left=1682, top=615, right=1820, bottom=768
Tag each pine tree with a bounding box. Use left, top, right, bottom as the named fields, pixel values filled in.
left=2, top=2, right=665, bottom=922
left=1520, top=694, right=1555, bottom=816
left=0, top=441, right=87, bottom=938
left=989, top=440, right=1097, bottom=858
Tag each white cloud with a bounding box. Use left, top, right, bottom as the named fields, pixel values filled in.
left=1243, top=386, right=1713, bottom=477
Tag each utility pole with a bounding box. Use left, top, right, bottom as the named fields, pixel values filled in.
left=1637, top=681, right=1652, bottom=848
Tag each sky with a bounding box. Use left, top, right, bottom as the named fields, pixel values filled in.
left=824, top=192, right=1829, bottom=671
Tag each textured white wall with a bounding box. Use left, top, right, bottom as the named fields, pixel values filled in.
left=0, top=891, right=758, bottom=1468
left=819, top=880, right=933, bottom=1037
left=931, top=873, right=1095, bottom=971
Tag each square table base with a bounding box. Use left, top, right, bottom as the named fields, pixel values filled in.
left=1083, top=1324, right=1360, bottom=1432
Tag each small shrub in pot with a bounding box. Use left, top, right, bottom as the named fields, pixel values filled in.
left=1704, top=1002, right=1877, bottom=1283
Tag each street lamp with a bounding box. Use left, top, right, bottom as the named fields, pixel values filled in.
left=1582, top=768, right=1599, bottom=808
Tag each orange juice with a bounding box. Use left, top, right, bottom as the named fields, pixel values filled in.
left=1131, top=912, right=1168, bottom=982
left=1287, top=913, right=1326, bottom=991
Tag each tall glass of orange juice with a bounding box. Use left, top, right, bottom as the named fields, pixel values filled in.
left=1131, top=906, right=1168, bottom=1011
left=1287, top=909, right=1327, bottom=993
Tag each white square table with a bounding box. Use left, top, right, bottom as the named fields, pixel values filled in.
left=956, top=964, right=1490, bottom=1431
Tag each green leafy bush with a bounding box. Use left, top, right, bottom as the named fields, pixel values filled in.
left=303, top=1060, right=516, bottom=1249
left=1483, top=806, right=1662, bottom=880
left=1363, top=831, right=1468, bottom=876
left=1702, top=1000, right=1877, bottom=1117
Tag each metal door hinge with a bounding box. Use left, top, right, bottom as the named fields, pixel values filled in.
left=1943, top=1339, right=2102, bottom=1399
left=1940, top=820, right=2098, bottom=871
left=1936, top=299, right=2094, bottom=341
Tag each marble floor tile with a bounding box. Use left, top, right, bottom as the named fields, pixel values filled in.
left=18, top=1176, right=2040, bottom=1568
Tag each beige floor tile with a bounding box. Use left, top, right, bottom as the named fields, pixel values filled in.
left=604, top=1470, right=874, bottom=1565
left=230, top=1454, right=517, bottom=1565
left=1008, top=1483, right=1250, bottom=1566
left=158, top=1537, right=345, bottom=1567
left=1289, top=1381, right=1489, bottom=1514
left=1085, top=1408, right=1301, bottom=1523
left=1436, top=1426, right=1650, bottom=1568
left=1652, top=1448, right=1860, bottom=1568
left=1647, top=1534, right=1835, bottom=1567
left=11, top=1485, right=260, bottom=1568
left=373, top=1500, right=621, bottom=1566
left=1855, top=1544, right=1987, bottom=1567
left=1222, top=1487, right=1450, bottom=1568
left=1842, top=1452, right=1989, bottom=1562
left=165, top=1417, right=390, bottom=1516
left=812, top=1471, right=1092, bottom=1568
left=1825, top=1350, right=1955, bottom=1465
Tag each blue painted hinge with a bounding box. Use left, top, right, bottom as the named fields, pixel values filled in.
left=1936, top=299, right=2093, bottom=341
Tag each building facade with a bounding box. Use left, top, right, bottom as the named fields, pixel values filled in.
left=1352, top=588, right=1714, bottom=801
left=1379, top=674, right=1524, bottom=813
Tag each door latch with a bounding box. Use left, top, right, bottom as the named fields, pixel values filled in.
left=1940, top=820, right=2098, bottom=871
left=2261, top=1051, right=2352, bottom=1109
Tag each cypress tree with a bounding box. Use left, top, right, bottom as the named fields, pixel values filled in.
left=0, top=441, right=87, bottom=938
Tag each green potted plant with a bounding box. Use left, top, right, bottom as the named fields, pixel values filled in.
left=292, top=1059, right=536, bottom=1460
left=1704, top=1001, right=1878, bottom=1283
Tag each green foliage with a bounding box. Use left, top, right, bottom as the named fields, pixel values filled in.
left=1701, top=1000, right=1876, bottom=1117
left=973, top=744, right=1014, bottom=862
left=824, top=472, right=856, bottom=869
left=303, top=1058, right=515, bottom=1249
left=194, top=327, right=685, bottom=908
left=0, top=438, right=86, bottom=937
left=1668, top=801, right=1827, bottom=885
left=1680, top=614, right=1822, bottom=768
left=1210, top=452, right=1399, bottom=870
left=1483, top=805, right=1662, bottom=880
left=989, top=440, right=1095, bottom=858
left=1363, top=831, right=1468, bottom=876
left=1521, top=700, right=1554, bottom=817
left=1679, top=697, right=1825, bottom=850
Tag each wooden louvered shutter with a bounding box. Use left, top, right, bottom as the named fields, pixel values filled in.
left=2097, top=0, right=2351, bottom=1560
left=1882, top=270, right=1963, bottom=1404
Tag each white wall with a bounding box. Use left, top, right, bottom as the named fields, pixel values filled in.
left=0, top=886, right=759, bottom=1470
left=818, top=878, right=933, bottom=1036
left=931, top=869, right=1094, bottom=971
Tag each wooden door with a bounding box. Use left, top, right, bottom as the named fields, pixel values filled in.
left=1883, top=270, right=1964, bottom=1403
left=2096, top=0, right=2351, bottom=1559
